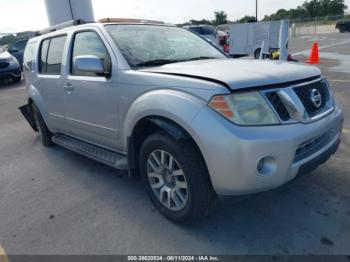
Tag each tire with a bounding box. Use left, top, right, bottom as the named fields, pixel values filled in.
left=254, top=48, right=261, bottom=59
left=339, top=26, right=346, bottom=33
left=139, top=132, right=217, bottom=224
left=32, top=103, right=54, bottom=147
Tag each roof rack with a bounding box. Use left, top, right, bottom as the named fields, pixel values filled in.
left=38, top=19, right=87, bottom=35
left=98, top=18, right=164, bottom=24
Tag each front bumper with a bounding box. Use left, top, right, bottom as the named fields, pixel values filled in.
left=190, top=105, right=343, bottom=195
left=0, top=63, right=21, bottom=80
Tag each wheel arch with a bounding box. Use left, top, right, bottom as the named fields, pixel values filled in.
left=127, top=116, right=211, bottom=184
left=27, top=84, right=49, bottom=121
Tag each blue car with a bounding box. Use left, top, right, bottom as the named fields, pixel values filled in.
left=0, top=46, right=21, bottom=83
left=8, top=39, right=28, bottom=71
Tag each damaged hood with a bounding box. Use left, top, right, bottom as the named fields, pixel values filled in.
left=140, top=59, right=321, bottom=90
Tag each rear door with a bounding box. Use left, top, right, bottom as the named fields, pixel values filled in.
left=36, top=35, right=68, bottom=132
left=63, top=29, right=119, bottom=149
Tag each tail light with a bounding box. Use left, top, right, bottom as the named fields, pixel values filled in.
left=218, top=35, right=227, bottom=46
left=223, top=44, right=230, bottom=53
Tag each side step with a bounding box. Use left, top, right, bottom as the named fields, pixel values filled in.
left=52, top=134, right=128, bottom=170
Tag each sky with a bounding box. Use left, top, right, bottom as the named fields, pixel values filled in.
left=0, top=0, right=350, bottom=33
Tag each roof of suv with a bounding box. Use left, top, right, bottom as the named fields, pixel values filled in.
left=35, top=18, right=170, bottom=37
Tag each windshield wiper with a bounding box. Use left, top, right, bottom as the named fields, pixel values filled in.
left=136, top=57, right=218, bottom=67
left=181, top=56, right=218, bottom=62
left=136, top=59, right=181, bottom=67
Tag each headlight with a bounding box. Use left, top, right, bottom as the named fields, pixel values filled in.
left=208, top=92, right=280, bottom=126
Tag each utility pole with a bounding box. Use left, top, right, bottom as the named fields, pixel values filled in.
left=256, top=0, right=258, bottom=22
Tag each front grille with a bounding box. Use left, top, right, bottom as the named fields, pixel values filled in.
left=263, top=78, right=332, bottom=123
left=0, top=61, right=9, bottom=69
left=265, top=92, right=290, bottom=121
left=294, top=128, right=338, bottom=163
left=293, top=80, right=329, bottom=117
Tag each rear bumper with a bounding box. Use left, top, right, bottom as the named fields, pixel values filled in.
left=190, top=105, right=343, bottom=195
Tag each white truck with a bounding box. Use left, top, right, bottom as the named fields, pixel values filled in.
left=221, top=21, right=285, bottom=59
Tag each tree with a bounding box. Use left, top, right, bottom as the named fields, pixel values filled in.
left=0, top=34, right=17, bottom=46
left=189, top=19, right=212, bottom=25
left=212, top=11, right=228, bottom=26
left=263, top=0, right=348, bottom=21
left=238, top=15, right=257, bottom=23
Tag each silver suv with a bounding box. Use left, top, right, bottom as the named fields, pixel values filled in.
left=21, top=19, right=343, bottom=223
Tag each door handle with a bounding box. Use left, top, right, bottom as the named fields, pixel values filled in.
left=64, top=84, right=74, bottom=92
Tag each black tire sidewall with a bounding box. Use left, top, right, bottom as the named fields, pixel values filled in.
left=139, top=133, right=213, bottom=223
left=254, top=48, right=261, bottom=59
left=32, top=103, right=53, bottom=146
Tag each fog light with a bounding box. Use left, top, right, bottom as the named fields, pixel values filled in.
left=257, top=158, right=265, bottom=172
left=257, top=156, right=276, bottom=177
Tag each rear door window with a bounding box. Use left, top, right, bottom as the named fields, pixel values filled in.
left=39, top=35, right=67, bottom=75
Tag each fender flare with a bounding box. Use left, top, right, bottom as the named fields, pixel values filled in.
left=28, top=84, right=49, bottom=121
left=123, top=90, right=207, bottom=178
left=146, top=117, right=190, bottom=141
left=122, top=89, right=207, bottom=150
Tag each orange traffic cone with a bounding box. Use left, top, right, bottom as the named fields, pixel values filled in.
left=306, top=42, right=320, bottom=64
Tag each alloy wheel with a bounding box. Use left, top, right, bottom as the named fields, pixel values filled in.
left=147, top=150, right=188, bottom=211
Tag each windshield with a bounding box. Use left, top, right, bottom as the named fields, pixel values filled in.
left=105, top=25, right=227, bottom=68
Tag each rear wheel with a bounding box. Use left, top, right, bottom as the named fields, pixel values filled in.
left=339, top=26, right=346, bottom=33
left=254, top=48, right=261, bottom=59
left=32, top=103, right=54, bottom=147
left=139, top=132, right=217, bottom=223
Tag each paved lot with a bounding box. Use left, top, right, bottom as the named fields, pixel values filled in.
left=0, top=33, right=349, bottom=255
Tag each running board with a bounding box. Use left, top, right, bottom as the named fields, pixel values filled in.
left=52, top=134, right=128, bottom=170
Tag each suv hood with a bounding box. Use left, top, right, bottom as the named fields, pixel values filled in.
left=140, top=59, right=321, bottom=90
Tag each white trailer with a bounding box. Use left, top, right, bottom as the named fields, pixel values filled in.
left=226, top=21, right=286, bottom=59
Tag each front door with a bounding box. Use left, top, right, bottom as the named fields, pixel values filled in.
left=64, top=30, right=119, bottom=149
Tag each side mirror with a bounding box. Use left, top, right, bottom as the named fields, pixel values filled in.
left=73, top=55, right=106, bottom=75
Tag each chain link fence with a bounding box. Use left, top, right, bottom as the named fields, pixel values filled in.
left=289, top=14, right=350, bottom=36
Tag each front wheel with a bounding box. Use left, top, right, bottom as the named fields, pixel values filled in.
left=339, top=26, right=346, bottom=33
left=139, top=132, right=216, bottom=223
